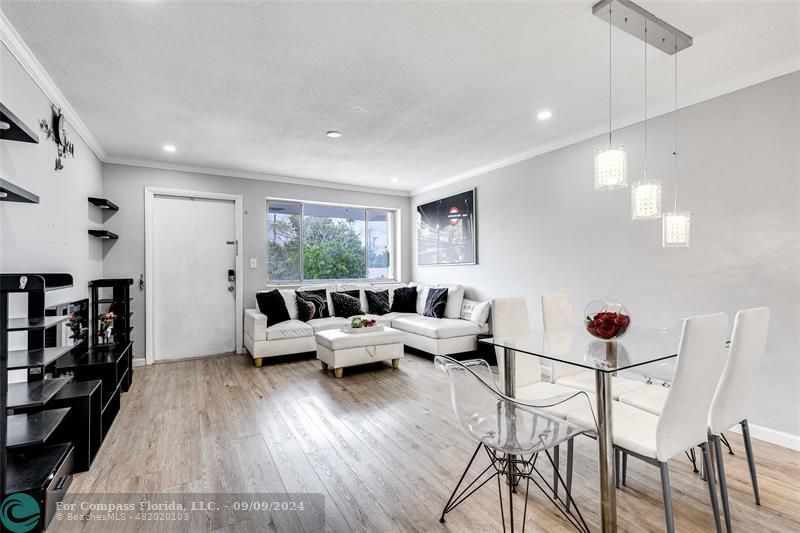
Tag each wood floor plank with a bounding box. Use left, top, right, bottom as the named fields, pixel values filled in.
left=53, top=352, right=800, bottom=533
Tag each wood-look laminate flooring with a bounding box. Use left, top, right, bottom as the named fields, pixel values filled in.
left=56, top=353, right=800, bottom=533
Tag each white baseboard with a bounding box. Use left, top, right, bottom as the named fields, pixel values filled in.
left=730, top=423, right=800, bottom=452
left=133, top=357, right=146, bottom=368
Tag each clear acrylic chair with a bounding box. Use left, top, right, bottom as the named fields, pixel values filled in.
left=435, top=355, right=593, bottom=533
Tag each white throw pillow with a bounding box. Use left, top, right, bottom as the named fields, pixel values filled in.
left=279, top=289, right=299, bottom=319
left=413, top=284, right=430, bottom=315
left=461, top=299, right=491, bottom=326
left=437, top=284, right=464, bottom=319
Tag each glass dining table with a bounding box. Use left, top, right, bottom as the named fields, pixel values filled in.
left=480, top=326, right=680, bottom=533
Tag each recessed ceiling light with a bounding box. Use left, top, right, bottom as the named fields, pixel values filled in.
left=537, top=110, right=553, bottom=121
left=163, top=144, right=176, bottom=152
left=0, top=121, right=10, bottom=131
left=391, top=178, right=399, bottom=183
left=326, top=131, right=342, bottom=138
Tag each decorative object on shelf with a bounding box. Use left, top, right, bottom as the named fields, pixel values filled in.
left=663, top=36, right=691, bottom=247
left=594, top=1, right=628, bottom=190
left=100, top=311, right=116, bottom=342
left=40, top=105, right=75, bottom=170
left=417, top=189, right=476, bottom=265
left=630, top=19, right=662, bottom=221
left=584, top=300, right=630, bottom=340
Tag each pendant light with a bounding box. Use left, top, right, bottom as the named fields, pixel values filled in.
left=663, top=38, right=691, bottom=247
left=594, top=1, right=628, bottom=190
left=631, top=19, right=662, bottom=220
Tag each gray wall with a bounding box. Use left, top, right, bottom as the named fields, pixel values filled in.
left=101, top=163, right=412, bottom=358
left=0, top=42, right=104, bottom=337
left=411, top=72, right=800, bottom=437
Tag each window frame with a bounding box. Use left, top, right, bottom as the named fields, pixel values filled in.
left=266, top=197, right=400, bottom=284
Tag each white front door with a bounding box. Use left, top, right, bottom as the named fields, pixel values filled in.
left=152, top=194, right=236, bottom=361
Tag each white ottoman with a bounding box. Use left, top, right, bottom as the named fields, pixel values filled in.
left=315, top=327, right=404, bottom=378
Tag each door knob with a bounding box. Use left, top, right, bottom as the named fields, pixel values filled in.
left=228, top=286, right=234, bottom=292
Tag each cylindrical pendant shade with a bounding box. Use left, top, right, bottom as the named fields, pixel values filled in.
left=662, top=211, right=691, bottom=247
left=630, top=180, right=662, bottom=220
left=594, top=147, right=628, bottom=190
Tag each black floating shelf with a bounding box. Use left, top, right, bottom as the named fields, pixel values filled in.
left=0, top=177, right=39, bottom=203
left=7, top=377, right=73, bottom=410
left=8, top=315, right=69, bottom=331
left=6, top=444, right=71, bottom=494
left=7, top=344, right=79, bottom=370
left=6, top=407, right=71, bottom=449
left=0, top=101, right=39, bottom=143
left=88, top=197, right=119, bottom=211
left=88, top=229, right=118, bottom=240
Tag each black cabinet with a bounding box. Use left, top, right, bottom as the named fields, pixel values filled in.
left=56, top=343, right=131, bottom=440
left=49, top=380, right=102, bottom=473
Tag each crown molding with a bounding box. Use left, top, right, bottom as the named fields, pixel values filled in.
left=412, top=58, right=800, bottom=197
left=0, top=10, right=107, bottom=160
left=103, top=157, right=412, bottom=197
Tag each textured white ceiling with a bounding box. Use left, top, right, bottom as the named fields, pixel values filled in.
left=2, top=1, right=798, bottom=194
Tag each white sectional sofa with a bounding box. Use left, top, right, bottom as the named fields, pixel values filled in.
left=243, top=282, right=490, bottom=367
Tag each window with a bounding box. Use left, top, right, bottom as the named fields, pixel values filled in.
left=267, top=200, right=396, bottom=282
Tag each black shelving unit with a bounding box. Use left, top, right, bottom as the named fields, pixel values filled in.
left=54, top=279, right=134, bottom=446
left=88, top=197, right=119, bottom=211
left=88, top=229, right=119, bottom=240
left=1, top=273, right=75, bottom=508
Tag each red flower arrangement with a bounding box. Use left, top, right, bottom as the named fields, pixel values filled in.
left=584, top=301, right=630, bottom=340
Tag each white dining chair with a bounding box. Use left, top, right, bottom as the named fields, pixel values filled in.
left=708, top=307, right=770, bottom=533
left=492, top=297, right=589, bottom=501
left=541, top=294, right=646, bottom=399
left=567, top=313, right=729, bottom=533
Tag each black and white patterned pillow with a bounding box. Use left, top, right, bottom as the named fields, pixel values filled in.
left=423, top=287, right=449, bottom=318
left=331, top=291, right=363, bottom=318
left=295, top=289, right=329, bottom=319
left=365, top=290, right=391, bottom=315
left=391, top=287, right=417, bottom=313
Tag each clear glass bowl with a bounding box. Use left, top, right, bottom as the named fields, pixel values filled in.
left=584, top=300, right=630, bottom=341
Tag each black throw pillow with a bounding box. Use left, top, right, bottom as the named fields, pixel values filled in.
left=295, top=289, right=330, bottom=319
left=365, top=290, right=390, bottom=315
left=391, top=286, right=417, bottom=313
left=255, top=289, right=291, bottom=327
left=423, top=287, right=449, bottom=318
left=331, top=291, right=363, bottom=318
left=297, top=298, right=315, bottom=322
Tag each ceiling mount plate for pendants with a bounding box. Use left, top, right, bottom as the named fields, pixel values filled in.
left=593, top=0, right=693, bottom=55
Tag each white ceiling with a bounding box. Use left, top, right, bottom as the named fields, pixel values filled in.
left=2, top=1, right=798, bottom=195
